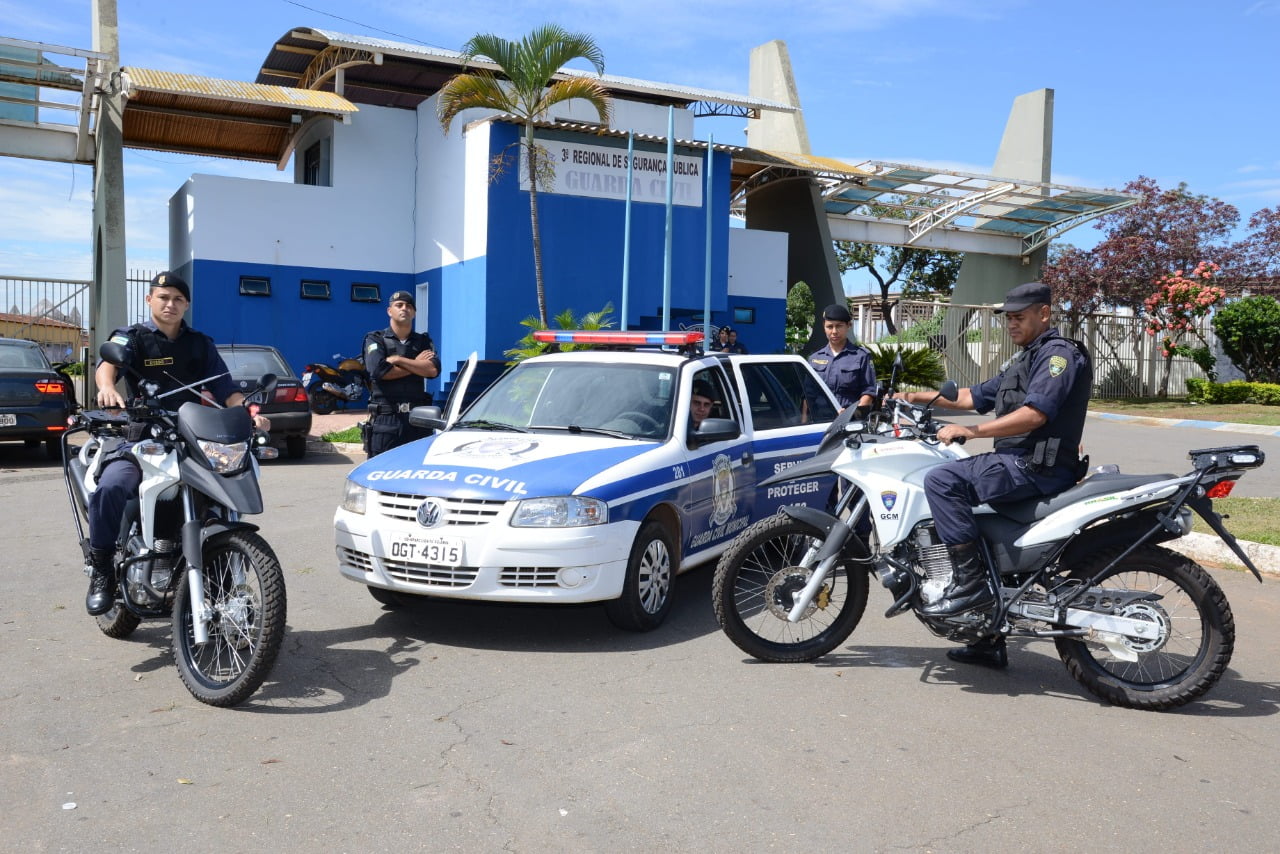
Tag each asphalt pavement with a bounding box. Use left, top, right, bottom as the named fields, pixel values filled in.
left=2, top=413, right=1279, bottom=852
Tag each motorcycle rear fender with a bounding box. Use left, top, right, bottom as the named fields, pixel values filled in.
left=1056, top=508, right=1185, bottom=570
left=178, top=457, right=264, bottom=515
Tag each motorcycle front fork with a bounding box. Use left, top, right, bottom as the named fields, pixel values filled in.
left=786, top=489, right=870, bottom=623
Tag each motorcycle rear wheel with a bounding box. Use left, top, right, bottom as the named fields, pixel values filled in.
left=712, top=514, right=868, bottom=662
left=173, top=530, right=287, bottom=707
left=1053, top=545, right=1234, bottom=711
left=96, top=601, right=142, bottom=639
left=309, top=389, right=337, bottom=415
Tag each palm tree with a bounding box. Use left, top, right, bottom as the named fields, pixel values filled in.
left=437, top=25, right=612, bottom=328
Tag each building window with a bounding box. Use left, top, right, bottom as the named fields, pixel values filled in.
left=300, top=280, right=331, bottom=300
left=351, top=283, right=381, bottom=303
left=239, top=276, right=271, bottom=297
left=302, top=137, right=332, bottom=187
left=733, top=307, right=755, bottom=324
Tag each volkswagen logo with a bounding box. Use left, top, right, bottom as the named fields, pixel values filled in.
left=416, top=498, right=445, bottom=528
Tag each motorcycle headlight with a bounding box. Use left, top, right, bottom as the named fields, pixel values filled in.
left=341, top=479, right=368, bottom=515
left=510, top=496, right=607, bottom=528
left=197, top=439, right=250, bottom=473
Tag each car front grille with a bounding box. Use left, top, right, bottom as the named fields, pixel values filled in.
left=383, top=561, right=479, bottom=587
left=499, top=567, right=561, bottom=587
left=373, top=491, right=507, bottom=526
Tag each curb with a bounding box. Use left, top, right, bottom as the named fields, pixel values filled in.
left=1165, top=532, right=1280, bottom=578
left=1088, top=411, right=1280, bottom=438
left=306, top=437, right=366, bottom=457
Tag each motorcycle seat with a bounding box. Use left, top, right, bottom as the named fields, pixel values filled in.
left=988, top=472, right=1176, bottom=524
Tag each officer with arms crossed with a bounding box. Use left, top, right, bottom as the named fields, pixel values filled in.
left=802, top=303, right=877, bottom=421
left=894, top=281, right=1091, bottom=668
left=364, top=290, right=440, bottom=457
left=87, top=272, right=270, bottom=616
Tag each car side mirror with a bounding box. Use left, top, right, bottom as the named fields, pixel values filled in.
left=409, top=405, right=445, bottom=432
left=690, top=417, right=740, bottom=447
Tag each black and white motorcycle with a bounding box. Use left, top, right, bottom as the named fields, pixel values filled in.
left=62, top=342, right=287, bottom=707
left=712, top=383, right=1265, bottom=710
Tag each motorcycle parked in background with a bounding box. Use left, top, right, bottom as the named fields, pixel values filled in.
left=712, top=383, right=1265, bottom=711
left=62, top=341, right=287, bottom=707
left=302, top=355, right=369, bottom=415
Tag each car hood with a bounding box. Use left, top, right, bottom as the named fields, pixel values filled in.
left=349, top=430, right=659, bottom=500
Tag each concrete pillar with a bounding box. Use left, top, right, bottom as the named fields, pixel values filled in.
left=89, top=0, right=127, bottom=401
left=746, top=41, right=810, bottom=154
left=951, top=88, right=1055, bottom=308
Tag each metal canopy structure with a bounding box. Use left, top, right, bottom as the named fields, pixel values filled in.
left=120, top=67, right=358, bottom=166
left=730, top=151, right=1139, bottom=257
left=255, top=28, right=797, bottom=119
left=0, top=36, right=107, bottom=164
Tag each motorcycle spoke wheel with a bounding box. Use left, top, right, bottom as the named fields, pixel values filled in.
left=712, top=514, right=868, bottom=662
left=173, top=531, right=287, bottom=707
left=1054, top=545, right=1234, bottom=711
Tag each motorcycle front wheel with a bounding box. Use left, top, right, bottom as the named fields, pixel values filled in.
left=1053, top=545, right=1234, bottom=711
left=173, top=530, right=287, bottom=707
left=712, top=514, right=868, bottom=662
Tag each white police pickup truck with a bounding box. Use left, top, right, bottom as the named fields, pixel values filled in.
left=334, top=330, right=841, bottom=630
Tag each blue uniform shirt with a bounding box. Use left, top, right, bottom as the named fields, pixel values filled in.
left=806, top=343, right=877, bottom=409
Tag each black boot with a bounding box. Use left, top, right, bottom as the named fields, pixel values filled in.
left=85, top=548, right=116, bottom=616
left=921, top=542, right=995, bottom=617
left=946, top=636, right=1008, bottom=669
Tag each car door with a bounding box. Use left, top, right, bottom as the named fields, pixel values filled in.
left=731, top=357, right=839, bottom=517
left=678, top=364, right=756, bottom=563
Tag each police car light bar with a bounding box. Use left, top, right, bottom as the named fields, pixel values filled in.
left=532, top=330, right=704, bottom=346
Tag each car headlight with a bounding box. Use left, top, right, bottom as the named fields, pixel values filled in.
left=510, top=496, right=607, bottom=528
left=197, top=439, right=250, bottom=473
left=341, top=479, right=368, bottom=514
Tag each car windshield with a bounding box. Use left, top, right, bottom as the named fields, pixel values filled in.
left=0, top=342, right=51, bottom=370
left=217, top=347, right=292, bottom=379
left=465, top=362, right=675, bottom=440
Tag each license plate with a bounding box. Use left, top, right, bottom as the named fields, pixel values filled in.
left=386, top=534, right=462, bottom=566
left=0, top=414, right=16, bottom=427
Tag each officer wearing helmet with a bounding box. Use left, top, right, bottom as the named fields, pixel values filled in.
left=363, top=290, right=440, bottom=457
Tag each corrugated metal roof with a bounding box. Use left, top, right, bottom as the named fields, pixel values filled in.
left=258, top=27, right=795, bottom=115
left=126, top=67, right=357, bottom=112
left=120, top=67, right=358, bottom=164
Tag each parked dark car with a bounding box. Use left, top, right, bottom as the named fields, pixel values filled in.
left=216, top=344, right=311, bottom=459
left=0, top=336, right=73, bottom=459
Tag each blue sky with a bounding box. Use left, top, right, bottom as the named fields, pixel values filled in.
left=2, top=0, right=1277, bottom=284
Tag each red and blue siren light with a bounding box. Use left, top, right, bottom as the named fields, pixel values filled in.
left=532, top=329, right=704, bottom=346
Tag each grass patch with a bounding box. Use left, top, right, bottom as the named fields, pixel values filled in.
left=323, top=426, right=362, bottom=443
left=1090, top=397, right=1280, bottom=427
left=1191, top=497, right=1280, bottom=546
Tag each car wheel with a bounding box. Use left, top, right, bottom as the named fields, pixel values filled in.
left=285, top=435, right=307, bottom=459
left=605, top=519, right=676, bottom=632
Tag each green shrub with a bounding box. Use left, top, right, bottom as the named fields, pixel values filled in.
left=1185, top=378, right=1280, bottom=405
left=866, top=344, right=945, bottom=390
left=504, top=303, right=615, bottom=364
left=1213, top=295, right=1280, bottom=383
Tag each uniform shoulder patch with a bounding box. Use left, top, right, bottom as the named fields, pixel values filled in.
left=1048, top=355, right=1068, bottom=377
left=366, top=341, right=379, bottom=353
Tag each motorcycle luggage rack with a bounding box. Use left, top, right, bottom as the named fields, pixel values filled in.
left=1189, top=445, right=1264, bottom=471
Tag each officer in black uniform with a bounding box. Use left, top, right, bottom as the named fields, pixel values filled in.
left=894, top=281, right=1091, bottom=668
left=87, top=271, right=270, bottom=616
left=363, top=290, right=440, bottom=457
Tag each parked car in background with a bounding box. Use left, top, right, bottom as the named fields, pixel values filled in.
left=216, top=344, right=311, bottom=459
left=0, top=336, right=73, bottom=459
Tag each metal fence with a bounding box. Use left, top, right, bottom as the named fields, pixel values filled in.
left=860, top=300, right=1216, bottom=398
left=0, top=271, right=155, bottom=362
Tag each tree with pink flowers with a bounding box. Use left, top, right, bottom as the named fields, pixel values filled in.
left=1144, top=261, right=1226, bottom=397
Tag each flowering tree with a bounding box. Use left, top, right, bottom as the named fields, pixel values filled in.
left=1144, top=261, right=1226, bottom=397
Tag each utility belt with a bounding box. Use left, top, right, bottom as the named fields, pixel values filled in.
left=369, top=400, right=426, bottom=416
left=1003, top=437, right=1088, bottom=479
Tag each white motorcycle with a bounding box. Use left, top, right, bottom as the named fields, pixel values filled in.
left=62, top=341, right=287, bottom=707
left=712, top=382, right=1265, bottom=710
